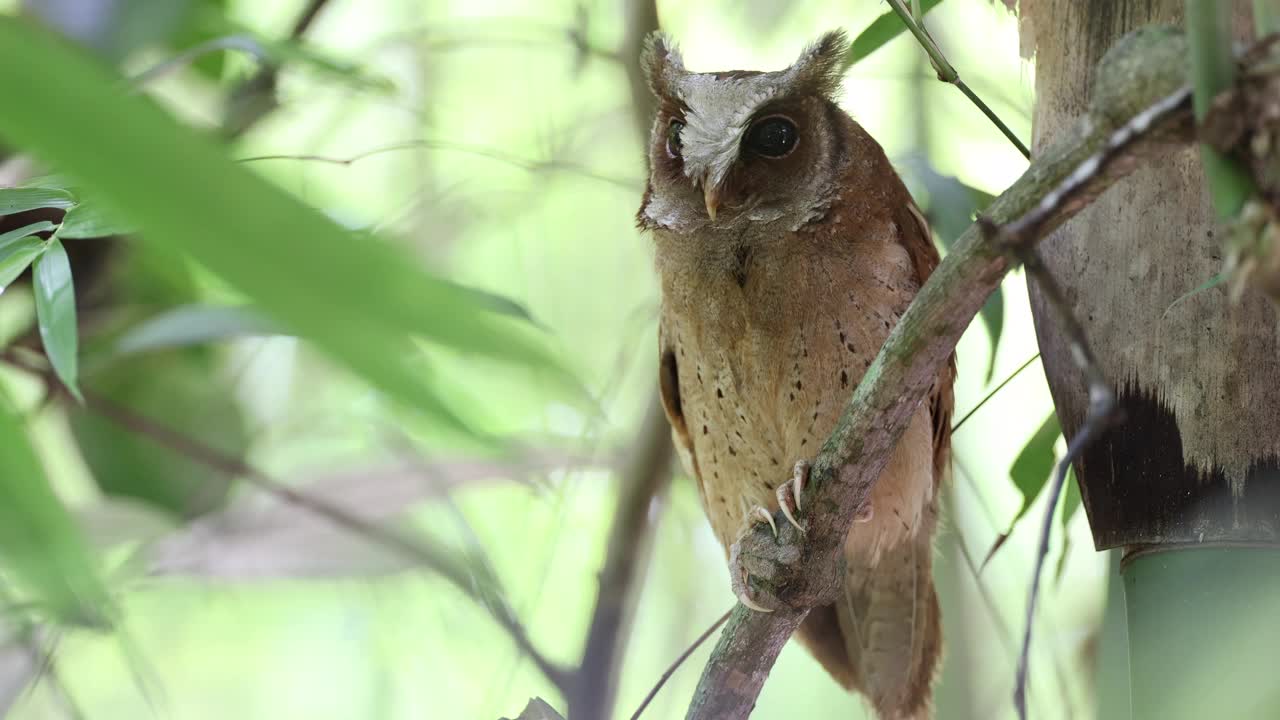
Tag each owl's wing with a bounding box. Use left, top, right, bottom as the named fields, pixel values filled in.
left=899, top=201, right=956, bottom=481
left=658, top=318, right=701, bottom=486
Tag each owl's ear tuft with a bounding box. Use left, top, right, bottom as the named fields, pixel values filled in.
left=789, top=29, right=850, bottom=97
left=642, top=32, right=685, bottom=101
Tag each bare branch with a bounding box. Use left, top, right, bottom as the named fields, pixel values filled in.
left=1010, top=252, right=1116, bottom=720
left=630, top=609, right=731, bottom=720
left=237, top=140, right=640, bottom=191
left=570, top=400, right=673, bottom=719
left=0, top=345, right=576, bottom=696
left=566, top=3, right=667, bottom=717
left=79, top=389, right=573, bottom=690
left=684, top=28, right=1195, bottom=720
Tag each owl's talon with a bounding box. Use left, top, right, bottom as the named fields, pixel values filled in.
left=748, top=505, right=778, bottom=537
left=777, top=493, right=803, bottom=533
left=738, top=592, right=774, bottom=613
left=791, top=460, right=809, bottom=512
left=737, top=562, right=774, bottom=613
left=776, top=460, right=810, bottom=533
left=855, top=501, right=874, bottom=524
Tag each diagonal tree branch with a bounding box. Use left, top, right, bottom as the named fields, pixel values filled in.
left=685, top=27, right=1197, bottom=720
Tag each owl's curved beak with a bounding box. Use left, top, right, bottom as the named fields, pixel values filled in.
left=703, top=183, right=723, bottom=222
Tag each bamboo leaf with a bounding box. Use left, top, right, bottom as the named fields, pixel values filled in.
left=0, top=221, right=55, bottom=289
left=1008, top=411, right=1061, bottom=526
left=979, top=289, right=1004, bottom=381
left=32, top=238, right=80, bottom=402
left=0, top=187, right=75, bottom=214
left=1055, top=466, right=1082, bottom=583
left=907, top=159, right=1002, bottom=378
left=847, top=0, right=946, bottom=66
left=0, top=391, right=110, bottom=625
left=0, top=17, right=574, bottom=436
left=58, top=200, right=137, bottom=239
left=112, top=304, right=281, bottom=356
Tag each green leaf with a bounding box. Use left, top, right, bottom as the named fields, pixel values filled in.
left=169, top=0, right=236, bottom=81
left=112, top=304, right=281, bottom=356
left=0, top=221, right=55, bottom=246
left=1161, top=271, right=1227, bottom=319
left=1055, top=466, right=1082, bottom=583
left=847, top=0, right=946, bottom=66
left=1061, top=464, right=1082, bottom=527
left=58, top=200, right=137, bottom=239
left=0, top=390, right=111, bottom=625
left=0, top=187, right=76, bottom=214
left=906, top=159, right=1002, bottom=378
left=72, top=352, right=247, bottom=517
left=1008, top=410, right=1061, bottom=526
left=979, top=290, right=1004, bottom=381
left=984, top=411, right=1063, bottom=566
left=32, top=238, right=80, bottom=402
left=0, top=17, right=572, bottom=437
left=0, top=221, right=54, bottom=288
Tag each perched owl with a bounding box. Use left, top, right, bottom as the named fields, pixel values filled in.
left=636, top=30, right=954, bottom=719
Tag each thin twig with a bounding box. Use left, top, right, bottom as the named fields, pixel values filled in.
left=630, top=609, right=731, bottom=720
left=221, top=0, right=336, bottom=139
left=684, top=29, right=1196, bottom=720
left=85, top=390, right=573, bottom=690
left=129, top=36, right=269, bottom=87
left=1009, top=252, right=1116, bottom=720
left=951, top=353, right=1041, bottom=432
left=237, top=140, right=640, bottom=191
left=886, top=0, right=1031, bottom=158
left=289, top=0, right=331, bottom=37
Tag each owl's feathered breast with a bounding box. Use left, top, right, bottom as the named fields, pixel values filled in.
left=654, top=191, right=928, bottom=550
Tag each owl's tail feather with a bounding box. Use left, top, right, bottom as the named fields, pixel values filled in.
left=795, top=531, right=940, bottom=720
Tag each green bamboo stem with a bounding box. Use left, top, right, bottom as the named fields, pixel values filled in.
left=1125, top=549, right=1280, bottom=719
left=1255, top=0, right=1280, bottom=36
left=1186, top=0, right=1256, bottom=219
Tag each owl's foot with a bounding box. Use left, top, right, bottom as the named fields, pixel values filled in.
left=729, top=459, right=840, bottom=613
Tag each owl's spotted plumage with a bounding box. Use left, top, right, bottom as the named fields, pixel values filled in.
left=638, top=31, right=954, bottom=719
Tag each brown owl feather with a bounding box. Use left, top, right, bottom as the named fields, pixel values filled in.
left=639, top=30, right=954, bottom=719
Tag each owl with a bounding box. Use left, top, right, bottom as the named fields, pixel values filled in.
left=636, top=30, right=954, bottom=719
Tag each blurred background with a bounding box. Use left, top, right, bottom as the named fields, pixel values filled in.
left=0, top=0, right=1120, bottom=718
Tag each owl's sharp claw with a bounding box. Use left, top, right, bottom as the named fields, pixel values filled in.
left=855, top=501, right=874, bottom=524
left=791, top=460, right=809, bottom=512
left=749, top=506, right=778, bottom=537
left=777, top=482, right=805, bottom=534
left=734, top=564, right=774, bottom=613
left=738, top=592, right=774, bottom=613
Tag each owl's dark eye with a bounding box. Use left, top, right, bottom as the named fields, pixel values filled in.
left=666, top=119, right=685, bottom=158
left=744, top=116, right=798, bottom=158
